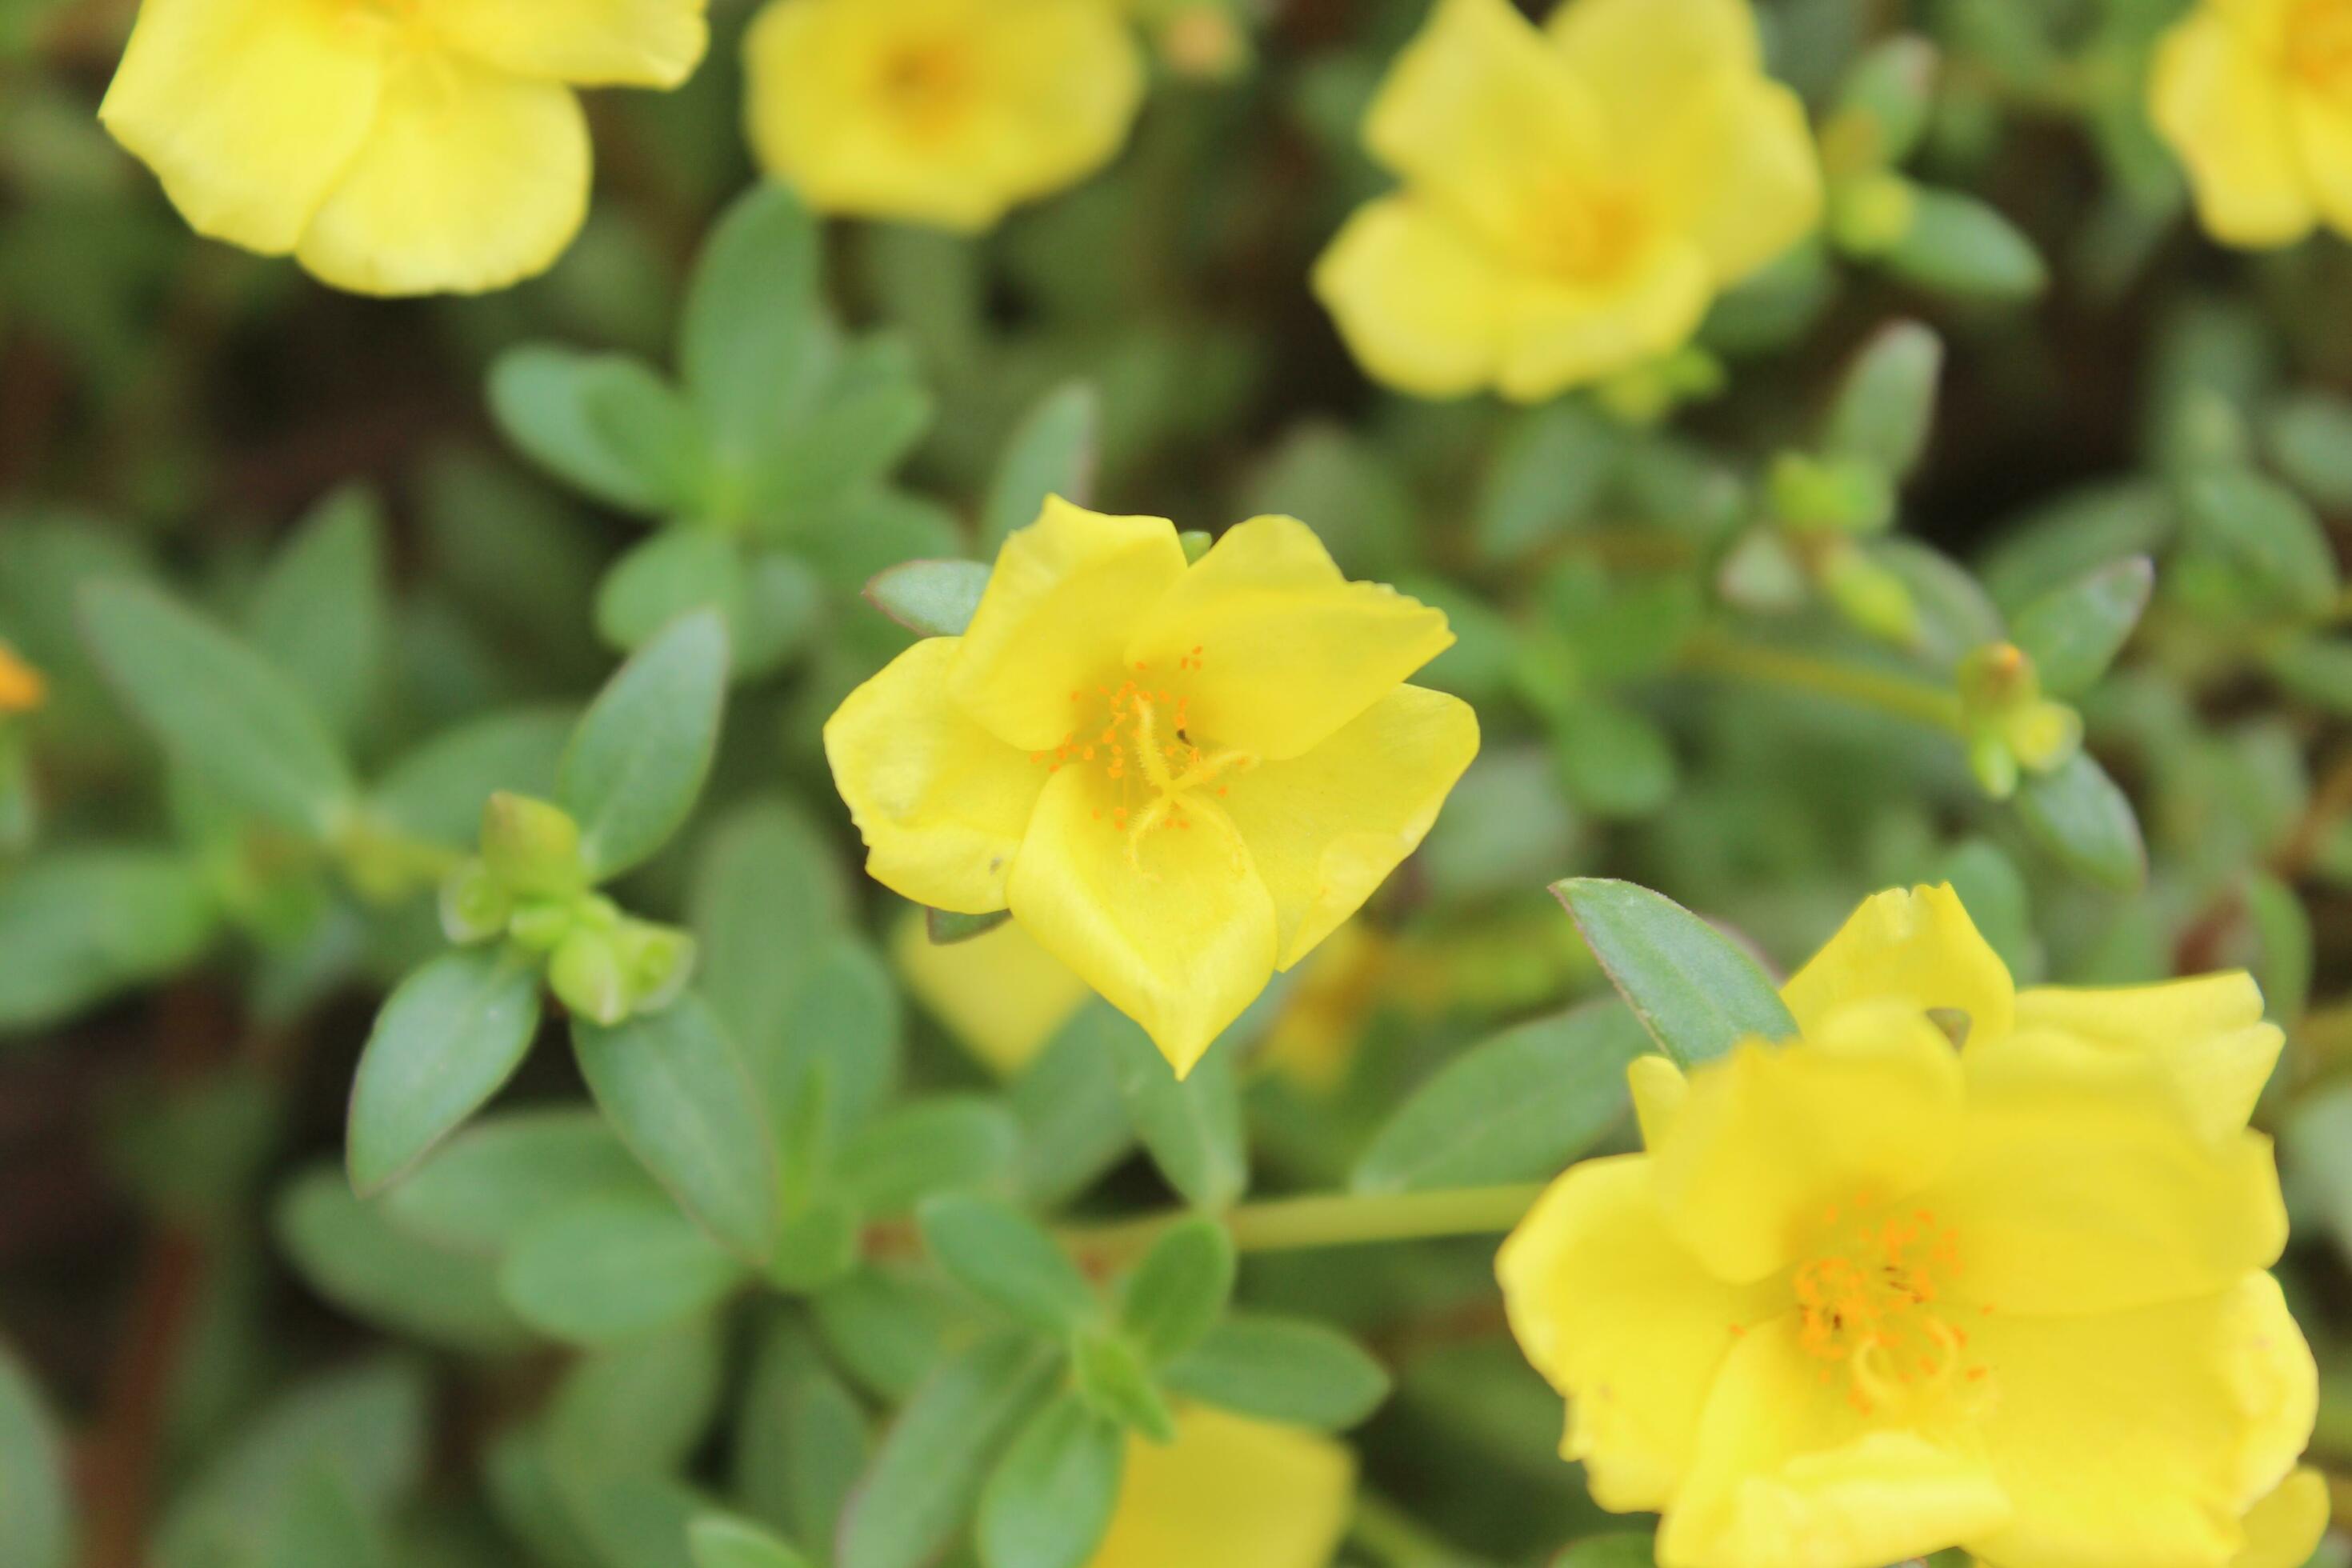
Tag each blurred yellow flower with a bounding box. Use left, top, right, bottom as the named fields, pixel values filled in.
left=742, top=0, right=1146, bottom=233
left=893, top=908, right=1090, bottom=1077
left=1498, top=885, right=2312, bottom=1568
left=1314, top=0, right=1821, bottom=402
left=99, top=0, right=707, bottom=295
left=2230, top=1468, right=2332, bottom=1568
left=826, top=498, right=1477, bottom=1077
left=1090, top=1406, right=1354, bottom=1568
left=2152, top=0, right=2352, bottom=248
left=0, top=644, right=45, bottom=715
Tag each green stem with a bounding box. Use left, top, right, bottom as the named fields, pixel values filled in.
left=1062, top=1184, right=1546, bottom=1270
left=1680, top=634, right=1967, bottom=734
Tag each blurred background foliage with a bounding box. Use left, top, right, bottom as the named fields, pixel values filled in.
left=2, top=0, right=2350, bottom=1565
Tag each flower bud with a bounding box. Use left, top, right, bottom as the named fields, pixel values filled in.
left=438, top=858, right=512, bottom=945
left=480, top=792, right=586, bottom=899
left=614, top=918, right=698, bottom=1015
left=549, top=927, right=629, bottom=1026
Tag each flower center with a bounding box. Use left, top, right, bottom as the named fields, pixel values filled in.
left=1030, top=649, right=1258, bottom=868
left=877, top=38, right=978, bottom=135
left=2290, top=0, right=2352, bottom=98
left=1775, top=1195, right=1987, bottom=1416
left=1516, top=178, right=1649, bottom=283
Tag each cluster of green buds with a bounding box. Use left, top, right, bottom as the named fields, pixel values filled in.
left=1957, top=642, right=2085, bottom=800
left=439, top=792, right=696, bottom=1026
left=1595, top=344, right=1728, bottom=427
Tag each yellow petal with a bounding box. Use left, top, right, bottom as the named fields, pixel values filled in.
left=1660, top=1313, right=2010, bottom=1568
left=1089, top=1406, right=1354, bottom=1568
left=1214, top=686, right=1474, bottom=968
left=1645, top=1006, right=1966, bottom=1284
left=1643, top=74, right=1822, bottom=286
left=2150, top=10, right=2317, bottom=248
left=2229, top=1274, right=2322, bottom=1516
left=1962, top=1274, right=2315, bottom=1568
left=1925, top=1033, right=2286, bottom=1317
left=1781, top=884, right=2017, bottom=1048
left=1313, top=195, right=1511, bottom=400
left=950, top=498, right=1190, bottom=752
left=98, top=0, right=385, bottom=256
left=1495, top=235, right=1715, bottom=402
left=295, top=53, right=590, bottom=295
left=1630, top=1053, right=1690, bottom=1148
left=2294, top=88, right=2352, bottom=238
left=1005, top=766, right=1278, bottom=1078
left=2014, top=973, right=2282, bottom=1140
left=1544, top=0, right=1763, bottom=110
left=891, top=908, right=1090, bottom=1077
left=742, top=0, right=1144, bottom=233
left=2228, top=1469, right=2332, bottom=1568
left=824, top=636, right=1047, bottom=915
left=1362, top=0, right=1603, bottom=238
left=1128, top=517, right=1455, bottom=763
left=1498, top=1154, right=1777, bottom=1513
left=420, top=0, right=708, bottom=86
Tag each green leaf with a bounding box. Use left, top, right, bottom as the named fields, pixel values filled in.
left=690, top=799, right=846, bottom=1059
left=799, top=489, right=964, bottom=591
left=554, top=1470, right=710, bottom=1568
left=596, top=531, right=747, bottom=654
left=501, top=1194, right=747, bottom=1344
left=1824, top=319, right=1942, bottom=478
left=368, top=707, right=573, bottom=850
left=1162, top=1314, right=1390, bottom=1430
left=1115, top=1215, right=1234, bottom=1365
left=2010, top=556, right=2154, bottom=697
left=488, top=346, right=705, bottom=515
left=2014, top=752, right=2148, bottom=890
left=836, top=1335, right=1058, bottom=1568
left=1881, top=187, right=2047, bottom=300
left=81, top=578, right=358, bottom=836
left=1010, top=1016, right=1135, bottom=1208
left=2269, top=636, right=2352, bottom=718
left=1550, top=879, right=1795, bottom=1066
left=766, top=936, right=903, bottom=1150
left=2179, top=469, right=2342, bottom=622
left=1550, top=697, right=1677, bottom=821
left=558, top=608, right=729, bottom=880
left=1475, top=403, right=1615, bottom=566
left=927, top=906, right=1014, bottom=944
left=545, top=1316, right=726, bottom=1477
left=836, top=1097, right=1018, bottom=1215
left=918, top=1194, right=1097, bottom=1334
left=246, top=485, right=386, bottom=741
left=982, top=384, right=1102, bottom=555
left=1555, top=1532, right=1658, bottom=1568
left=976, top=1396, right=1123, bottom=1568
left=1353, top=1000, right=1650, bottom=1194
left=812, top=1265, right=966, bottom=1403
left=0, top=1345, right=72, bottom=1568
left=379, top=1108, right=653, bottom=1255
left=1105, top=1006, right=1249, bottom=1210
left=735, top=1319, right=870, bottom=1552
left=274, top=1166, right=530, bottom=1354
left=2243, top=870, right=2312, bottom=1022
left=346, top=949, right=543, bottom=1196
left=751, top=338, right=933, bottom=521
left=258, top=1466, right=391, bottom=1568
left=865, top=559, right=990, bottom=638
left=572, top=995, right=782, bottom=1264
left=690, top=1515, right=814, bottom=1568
left=0, top=849, right=217, bottom=1033
left=681, top=184, right=830, bottom=464
left=1830, top=34, right=1938, bottom=166
left=2264, top=389, right=2352, bottom=510
left=1068, top=1330, right=1174, bottom=1442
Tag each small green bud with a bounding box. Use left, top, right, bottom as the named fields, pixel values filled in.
left=438, top=858, right=512, bottom=945
left=549, top=927, right=629, bottom=1026
left=1070, top=1328, right=1178, bottom=1442
left=1822, top=36, right=1938, bottom=176
left=1596, top=346, right=1726, bottom=426
left=614, top=918, right=698, bottom=1015
left=1770, top=452, right=1897, bottom=534
left=1969, top=733, right=2020, bottom=801
left=1178, top=530, right=1214, bottom=564
left=2006, top=699, right=2084, bottom=774
left=1957, top=642, right=2082, bottom=793
left=480, top=792, right=586, bottom=899
left=507, top=898, right=578, bottom=953
left=1827, top=170, right=1919, bottom=258
left=1819, top=543, right=1921, bottom=646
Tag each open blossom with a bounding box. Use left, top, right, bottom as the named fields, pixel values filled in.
left=1090, top=1406, right=1354, bottom=1568
left=742, top=0, right=1146, bottom=233
left=1314, top=0, right=1820, bottom=402
left=2152, top=0, right=2352, bottom=248
left=826, top=498, right=1478, bottom=1076
left=1498, top=885, right=2318, bottom=1568
left=99, top=0, right=707, bottom=295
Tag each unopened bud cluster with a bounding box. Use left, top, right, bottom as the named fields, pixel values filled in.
left=1957, top=642, right=2084, bottom=799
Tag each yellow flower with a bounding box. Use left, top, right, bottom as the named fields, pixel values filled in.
left=2228, top=1468, right=2332, bottom=1568
left=825, top=498, right=1478, bottom=1077
left=742, top=0, right=1146, bottom=233
left=0, top=644, right=46, bottom=716
left=98, top=0, right=706, bottom=295
left=892, top=907, right=1091, bottom=1077
left=1498, top=884, right=2313, bottom=1568
left=1090, top=1406, right=1354, bottom=1568
left=1313, top=0, right=1820, bottom=402
left=2152, top=0, right=2352, bottom=248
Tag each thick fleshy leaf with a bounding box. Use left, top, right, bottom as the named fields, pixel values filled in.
left=2014, top=751, right=2147, bottom=891
left=690, top=1514, right=813, bottom=1568
left=977, top=1395, right=1124, bottom=1568
left=2010, top=556, right=2154, bottom=698
left=917, top=1194, right=1098, bottom=1334
left=681, top=184, right=831, bottom=461
left=500, top=1194, right=747, bottom=1344
left=246, top=486, right=386, bottom=741
left=983, top=385, right=1102, bottom=555
left=0, top=849, right=217, bottom=1033
left=1552, top=878, right=1795, bottom=1066
left=346, top=950, right=543, bottom=1196
left=559, top=609, right=729, bottom=880
left=378, top=1108, right=654, bottom=1255
left=865, top=560, right=990, bottom=638
left=735, top=1319, right=870, bottom=1550
left=1114, top=1215, right=1234, bottom=1365
left=275, top=1166, right=530, bottom=1354
left=1161, top=1314, right=1390, bottom=1431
